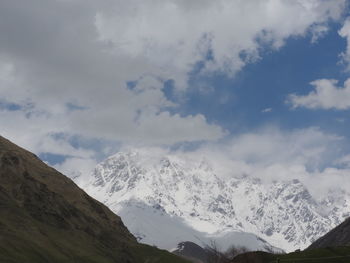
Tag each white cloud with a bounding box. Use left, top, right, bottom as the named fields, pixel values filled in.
left=95, top=0, right=345, bottom=82
left=117, top=126, right=349, bottom=198
left=334, top=154, right=350, bottom=167
left=53, top=157, right=98, bottom=184
left=336, top=118, right=346, bottom=123
left=202, top=127, right=349, bottom=198
left=287, top=78, right=350, bottom=110
left=0, top=60, right=225, bottom=145
left=0, top=0, right=347, bottom=178
left=339, top=17, right=350, bottom=69
left=193, top=126, right=341, bottom=171
left=262, top=108, right=272, bottom=113
left=310, top=24, right=329, bottom=43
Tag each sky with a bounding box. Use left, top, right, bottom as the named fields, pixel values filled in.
left=1, top=0, right=350, bottom=193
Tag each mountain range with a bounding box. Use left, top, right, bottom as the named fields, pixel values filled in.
left=83, top=150, right=350, bottom=252
left=1, top=135, right=350, bottom=263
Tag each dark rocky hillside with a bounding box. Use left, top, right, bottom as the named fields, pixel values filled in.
left=173, top=241, right=210, bottom=263
left=0, top=135, right=189, bottom=263
left=308, top=217, right=350, bottom=249
left=230, top=217, right=350, bottom=263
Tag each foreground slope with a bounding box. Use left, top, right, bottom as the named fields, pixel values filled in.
left=231, top=246, right=350, bottom=263
left=0, top=136, right=188, bottom=263
left=308, top=217, right=350, bottom=249
left=231, top=217, right=350, bottom=263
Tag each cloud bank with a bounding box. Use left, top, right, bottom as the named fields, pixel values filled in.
left=0, top=0, right=348, bottom=179
left=119, top=126, right=349, bottom=198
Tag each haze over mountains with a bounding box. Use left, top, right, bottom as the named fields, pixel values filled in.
left=82, top=150, right=350, bottom=252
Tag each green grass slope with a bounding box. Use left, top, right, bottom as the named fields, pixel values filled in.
left=0, top=136, right=189, bottom=263
left=231, top=246, right=350, bottom=263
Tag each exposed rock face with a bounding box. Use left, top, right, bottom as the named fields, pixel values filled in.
left=84, top=151, right=350, bottom=252
left=0, top=136, right=187, bottom=263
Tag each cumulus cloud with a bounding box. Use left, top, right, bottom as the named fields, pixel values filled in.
left=261, top=108, right=272, bottom=113
left=287, top=78, right=350, bottom=110
left=119, top=126, right=349, bottom=198
left=201, top=127, right=349, bottom=198
left=339, top=17, right=350, bottom=69
left=188, top=126, right=341, bottom=173
left=0, top=59, right=225, bottom=145
left=95, top=0, right=345, bottom=81
left=139, top=126, right=341, bottom=173
left=0, top=0, right=347, bottom=177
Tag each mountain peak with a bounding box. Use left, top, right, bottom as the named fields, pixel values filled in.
left=85, top=150, right=350, bottom=252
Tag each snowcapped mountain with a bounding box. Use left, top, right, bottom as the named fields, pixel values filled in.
left=113, top=199, right=280, bottom=252
left=83, top=151, right=350, bottom=252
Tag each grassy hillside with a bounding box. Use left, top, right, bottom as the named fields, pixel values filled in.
left=0, top=136, right=189, bottom=263
left=232, top=246, right=350, bottom=263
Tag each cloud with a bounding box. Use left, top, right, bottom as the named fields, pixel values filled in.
left=53, top=157, right=98, bottom=185
left=261, top=108, right=272, bottom=113
left=0, top=59, right=225, bottom=144
left=191, top=126, right=341, bottom=172
left=197, top=127, right=349, bottom=198
left=0, top=0, right=229, bottom=147
left=334, top=154, right=350, bottom=167
left=95, top=0, right=345, bottom=81
left=310, top=24, right=329, bottom=43
left=118, top=126, right=349, bottom=198
left=0, top=0, right=347, bottom=177
left=287, top=78, right=350, bottom=110
left=339, top=17, right=350, bottom=69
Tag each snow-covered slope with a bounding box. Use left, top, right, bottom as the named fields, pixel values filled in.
left=114, top=199, right=280, bottom=252
left=83, top=151, right=350, bottom=252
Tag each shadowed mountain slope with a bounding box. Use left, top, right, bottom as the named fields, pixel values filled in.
left=173, top=241, right=210, bottom=263
left=308, top=217, right=350, bottom=249
left=0, top=136, right=188, bottom=263
left=231, top=217, right=350, bottom=263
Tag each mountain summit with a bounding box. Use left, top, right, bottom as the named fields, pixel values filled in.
left=84, top=150, right=350, bottom=252
left=0, top=136, right=188, bottom=263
